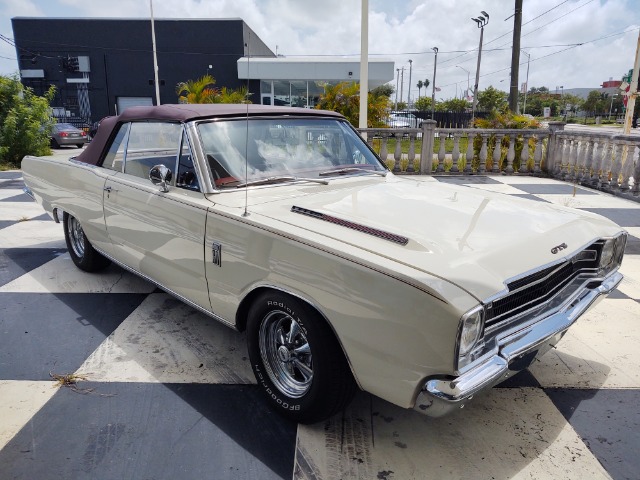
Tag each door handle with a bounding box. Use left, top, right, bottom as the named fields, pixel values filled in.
left=104, top=186, right=119, bottom=193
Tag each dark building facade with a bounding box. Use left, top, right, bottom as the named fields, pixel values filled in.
left=11, top=17, right=274, bottom=126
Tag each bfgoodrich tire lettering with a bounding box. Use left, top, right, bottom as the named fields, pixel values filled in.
left=247, top=291, right=356, bottom=424
left=63, top=212, right=111, bottom=272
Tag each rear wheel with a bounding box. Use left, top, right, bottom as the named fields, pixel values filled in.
left=247, top=291, right=356, bottom=424
left=63, top=212, right=110, bottom=272
left=76, top=144, right=84, bottom=148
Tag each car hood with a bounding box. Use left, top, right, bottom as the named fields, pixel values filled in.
left=213, top=176, right=621, bottom=301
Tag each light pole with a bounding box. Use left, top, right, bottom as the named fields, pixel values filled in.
left=456, top=65, right=470, bottom=98
left=395, top=68, right=400, bottom=110
left=520, top=49, right=530, bottom=114
left=471, top=11, right=489, bottom=122
left=431, top=47, right=438, bottom=119
left=150, top=0, right=161, bottom=106
left=399, top=67, right=404, bottom=109
left=608, top=94, right=618, bottom=120
left=407, top=59, right=413, bottom=108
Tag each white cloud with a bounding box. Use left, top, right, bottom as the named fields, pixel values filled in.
left=1, top=0, right=638, bottom=101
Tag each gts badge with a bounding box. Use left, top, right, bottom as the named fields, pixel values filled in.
left=212, top=242, right=222, bottom=267
left=551, top=243, right=567, bottom=254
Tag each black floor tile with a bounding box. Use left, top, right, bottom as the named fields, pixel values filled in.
left=0, top=383, right=296, bottom=480
left=0, top=171, right=22, bottom=179
left=0, top=293, right=147, bottom=380
left=625, top=236, right=640, bottom=255
left=0, top=179, right=25, bottom=189
left=433, top=175, right=502, bottom=184
left=581, top=209, right=640, bottom=227
left=545, top=388, right=640, bottom=480
left=513, top=184, right=599, bottom=195
left=495, top=369, right=541, bottom=388
left=1, top=193, right=33, bottom=202
left=509, top=193, right=551, bottom=203
left=0, top=248, right=67, bottom=287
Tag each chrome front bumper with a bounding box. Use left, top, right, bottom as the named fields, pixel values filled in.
left=414, top=271, right=623, bottom=417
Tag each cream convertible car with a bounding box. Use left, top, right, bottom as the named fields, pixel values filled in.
left=22, top=105, right=626, bottom=423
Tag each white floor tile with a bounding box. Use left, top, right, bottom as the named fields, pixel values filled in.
left=0, top=380, right=58, bottom=450
left=534, top=194, right=640, bottom=209
left=530, top=298, right=640, bottom=389
left=0, top=220, right=65, bottom=249
left=76, top=293, right=254, bottom=384
left=294, top=388, right=610, bottom=480
left=0, top=253, right=155, bottom=293
left=0, top=202, right=50, bottom=222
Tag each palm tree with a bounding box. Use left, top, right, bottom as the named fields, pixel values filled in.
left=417, top=80, right=424, bottom=99
left=424, top=79, right=430, bottom=92
left=176, top=75, right=218, bottom=104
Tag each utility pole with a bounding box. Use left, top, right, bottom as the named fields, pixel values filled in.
left=407, top=59, right=413, bottom=107
left=400, top=67, right=404, bottom=108
left=521, top=49, right=530, bottom=114
left=623, top=29, right=640, bottom=134
left=431, top=47, right=438, bottom=119
left=509, top=0, right=522, bottom=113
left=150, top=0, right=161, bottom=106
left=359, top=0, right=369, bottom=130
left=395, top=68, right=400, bottom=110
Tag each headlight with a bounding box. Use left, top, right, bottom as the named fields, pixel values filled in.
left=458, top=306, right=485, bottom=357
left=600, top=238, right=615, bottom=269
left=599, top=233, right=627, bottom=273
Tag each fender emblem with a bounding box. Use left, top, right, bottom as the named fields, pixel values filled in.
left=550, top=243, right=567, bottom=254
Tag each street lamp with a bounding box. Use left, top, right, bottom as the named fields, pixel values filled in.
left=520, top=49, right=530, bottom=114
left=395, top=68, right=400, bottom=110
left=608, top=94, right=619, bottom=120
left=471, top=11, right=489, bottom=121
left=456, top=65, right=470, bottom=98
left=407, top=59, right=413, bottom=107
left=431, top=47, right=438, bottom=119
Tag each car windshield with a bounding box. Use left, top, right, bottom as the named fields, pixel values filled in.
left=55, top=123, right=76, bottom=130
left=197, top=117, right=387, bottom=188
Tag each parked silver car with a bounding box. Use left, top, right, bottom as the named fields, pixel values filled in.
left=50, top=123, right=88, bottom=148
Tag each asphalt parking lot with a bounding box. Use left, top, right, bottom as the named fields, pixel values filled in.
left=1, top=151, right=639, bottom=480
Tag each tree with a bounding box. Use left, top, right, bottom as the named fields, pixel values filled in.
left=423, top=79, right=430, bottom=91
left=396, top=101, right=407, bottom=111
left=417, top=80, right=424, bottom=98
left=176, top=75, right=218, bottom=103
left=477, top=86, right=508, bottom=111
left=583, top=90, right=607, bottom=115
left=371, top=84, right=394, bottom=98
left=176, top=75, right=249, bottom=104
left=0, top=75, right=56, bottom=167
left=439, top=98, right=470, bottom=112
left=413, top=96, right=432, bottom=112
left=315, top=81, right=389, bottom=127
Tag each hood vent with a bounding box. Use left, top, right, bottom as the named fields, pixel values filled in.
left=291, top=206, right=409, bottom=246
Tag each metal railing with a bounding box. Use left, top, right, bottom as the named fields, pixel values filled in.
left=358, top=121, right=640, bottom=198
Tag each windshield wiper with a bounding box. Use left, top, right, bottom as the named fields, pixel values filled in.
left=318, top=167, right=388, bottom=177
left=236, top=175, right=329, bottom=188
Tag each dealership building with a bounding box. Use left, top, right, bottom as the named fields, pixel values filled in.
left=11, top=17, right=394, bottom=126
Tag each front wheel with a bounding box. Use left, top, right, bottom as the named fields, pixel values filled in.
left=247, top=292, right=356, bottom=424
left=63, top=212, right=111, bottom=272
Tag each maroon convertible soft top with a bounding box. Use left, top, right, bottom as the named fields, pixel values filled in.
left=75, top=104, right=344, bottom=166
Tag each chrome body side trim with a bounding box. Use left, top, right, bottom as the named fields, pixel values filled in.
left=23, top=186, right=35, bottom=199
left=414, top=270, right=623, bottom=417
left=93, top=246, right=237, bottom=331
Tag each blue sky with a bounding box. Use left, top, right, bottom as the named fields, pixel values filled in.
left=1, top=0, right=638, bottom=101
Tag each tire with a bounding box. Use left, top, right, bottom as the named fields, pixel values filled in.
left=247, top=291, right=357, bottom=424
left=63, top=212, right=111, bottom=272
left=51, top=138, right=60, bottom=148
left=76, top=144, right=84, bottom=148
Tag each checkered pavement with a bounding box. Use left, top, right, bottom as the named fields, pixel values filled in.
left=1, top=169, right=638, bottom=480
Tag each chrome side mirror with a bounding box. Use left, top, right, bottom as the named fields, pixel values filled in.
left=149, top=164, right=172, bottom=192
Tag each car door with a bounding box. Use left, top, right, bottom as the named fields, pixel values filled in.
left=102, top=122, right=211, bottom=311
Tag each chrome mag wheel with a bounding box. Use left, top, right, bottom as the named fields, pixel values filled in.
left=67, top=215, right=85, bottom=258
left=259, top=310, right=313, bottom=398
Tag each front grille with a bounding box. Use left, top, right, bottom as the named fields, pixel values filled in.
left=485, top=241, right=603, bottom=327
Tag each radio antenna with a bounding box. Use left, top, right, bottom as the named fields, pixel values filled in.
left=242, top=32, right=251, bottom=217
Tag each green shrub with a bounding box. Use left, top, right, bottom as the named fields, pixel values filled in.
left=0, top=75, right=56, bottom=167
